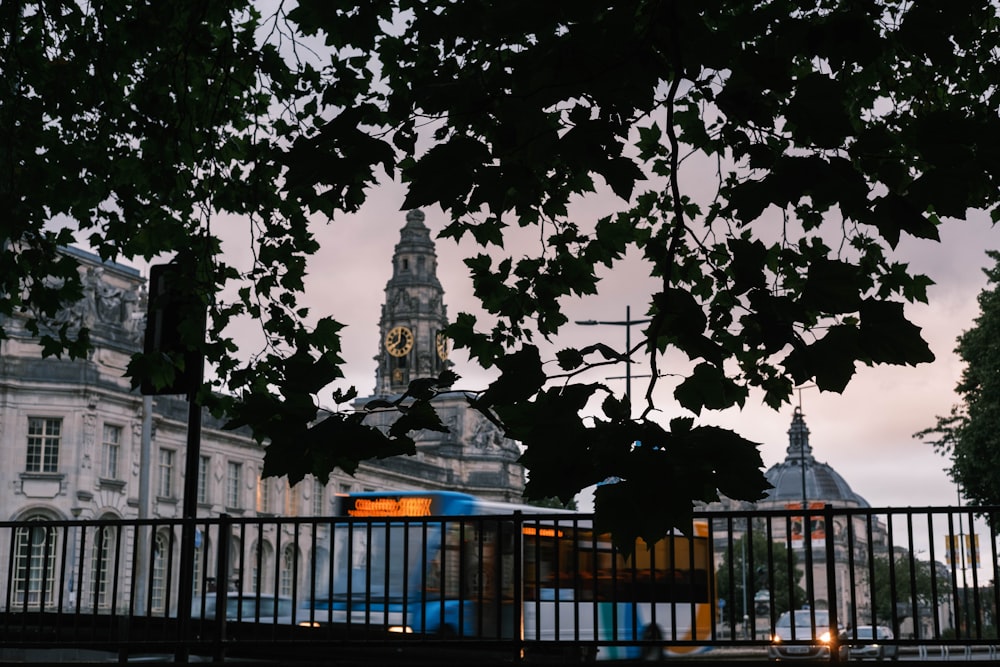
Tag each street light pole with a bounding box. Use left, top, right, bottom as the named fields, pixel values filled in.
left=575, top=305, right=652, bottom=412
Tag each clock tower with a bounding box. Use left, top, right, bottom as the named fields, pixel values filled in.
left=376, top=209, right=449, bottom=395
left=348, top=209, right=526, bottom=502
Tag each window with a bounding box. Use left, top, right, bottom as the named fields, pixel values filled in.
left=13, top=518, right=59, bottom=608
left=151, top=532, right=169, bottom=613
left=158, top=449, right=174, bottom=498
left=284, top=481, right=298, bottom=517
left=89, top=524, right=115, bottom=609
left=279, top=545, right=297, bottom=597
left=101, top=424, right=122, bottom=479
left=256, top=475, right=270, bottom=513
left=26, top=417, right=61, bottom=473
left=227, top=462, right=242, bottom=508
left=192, top=539, right=203, bottom=598
left=312, top=478, right=324, bottom=516
left=197, top=455, right=210, bottom=504
left=250, top=541, right=273, bottom=593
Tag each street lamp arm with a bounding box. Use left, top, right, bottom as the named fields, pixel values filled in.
left=574, top=319, right=652, bottom=326
left=573, top=306, right=656, bottom=418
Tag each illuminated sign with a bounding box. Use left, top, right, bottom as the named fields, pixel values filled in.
left=945, top=534, right=980, bottom=568
left=522, top=526, right=565, bottom=538
left=786, top=502, right=825, bottom=547
left=346, top=496, right=434, bottom=517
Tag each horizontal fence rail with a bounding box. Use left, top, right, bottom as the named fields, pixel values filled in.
left=0, top=505, right=998, bottom=662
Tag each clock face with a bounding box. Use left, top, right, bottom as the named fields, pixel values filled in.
left=385, top=325, right=414, bottom=357
left=435, top=332, right=449, bottom=360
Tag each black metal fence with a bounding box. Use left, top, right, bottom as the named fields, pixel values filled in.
left=0, top=505, right=998, bottom=662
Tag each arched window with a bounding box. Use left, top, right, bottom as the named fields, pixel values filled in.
left=151, top=531, right=170, bottom=613
left=13, top=517, right=59, bottom=609
left=279, top=544, right=298, bottom=597
left=250, top=540, right=274, bottom=594
left=229, top=535, right=243, bottom=591
left=89, top=522, right=118, bottom=609
left=193, top=532, right=211, bottom=599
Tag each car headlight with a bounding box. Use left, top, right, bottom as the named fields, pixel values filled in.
left=771, top=634, right=782, bottom=643
left=819, top=631, right=832, bottom=644
left=388, top=625, right=414, bottom=634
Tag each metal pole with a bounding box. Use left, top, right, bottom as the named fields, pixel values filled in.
left=625, top=305, right=631, bottom=409
left=574, top=306, right=651, bottom=416
left=174, top=354, right=205, bottom=662
left=135, top=395, right=152, bottom=611
left=175, top=362, right=204, bottom=663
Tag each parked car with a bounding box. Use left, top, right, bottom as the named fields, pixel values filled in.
left=769, top=609, right=848, bottom=661
left=191, top=594, right=296, bottom=624
left=847, top=625, right=898, bottom=661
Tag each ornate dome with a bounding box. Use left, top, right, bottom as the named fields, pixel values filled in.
left=761, top=407, right=869, bottom=508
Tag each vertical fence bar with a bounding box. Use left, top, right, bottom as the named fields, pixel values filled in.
left=512, top=510, right=523, bottom=661
left=418, top=518, right=427, bottom=634
left=906, top=513, right=920, bottom=643
left=967, top=508, right=982, bottom=639
left=844, top=511, right=857, bottom=634
left=823, top=505, right=840, bottom=662
left=764, top=515, right=776, bottom=636
left=707, top=516, right=719, bottom=642
left=214, top=514, right=230, bottom=663
left=926, top=512, right=941, bottom=639
left=887, top=512, right=899, bottom=633
left=724, top=515, right=736, bottom=638
left=476, top=515, right=484, bottom=638
left=946, top=512, right=962, bottom=639
left=990, top=516, right=1000, bottom=641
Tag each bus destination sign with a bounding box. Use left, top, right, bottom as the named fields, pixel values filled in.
left=346, top=496, right=435, bottom=517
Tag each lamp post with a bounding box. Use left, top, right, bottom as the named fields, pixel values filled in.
left=575, top=305, right=652, bottom=413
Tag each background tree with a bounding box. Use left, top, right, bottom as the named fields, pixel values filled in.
left=5, top=2, right=1000, bottom=547
left=869, top=552, right=949, bottom=636
left=917, top=252, right=1000, bottom=510
left=715, top=530, right=804, bottom=622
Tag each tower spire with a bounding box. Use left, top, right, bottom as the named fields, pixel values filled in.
left=786, top=406, right=813, bottom=462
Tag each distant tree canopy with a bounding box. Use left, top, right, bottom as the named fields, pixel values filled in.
left=869, top=552, right=949, bottom=633
left=526, top=496, right=579, bottom=512
left=4, top=2, right=999, bottom=547
left=716, top=530, right=804, bottom=621
left=917, top=252, right=1000, bottom=509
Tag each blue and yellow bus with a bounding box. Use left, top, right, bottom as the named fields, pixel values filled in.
left=307, top=490, right=713, bottom=660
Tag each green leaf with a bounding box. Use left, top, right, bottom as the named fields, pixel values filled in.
left=653, top=289, right=724, bottom=364
left=477, top=345, right=547, bottom=407
left=802, top=258, right=864, bottom=314
left=601, top=393, right=630, bottom=421
left=389, top=399, right=448, bottom=438
left=782, top=325, right=860, bottom=392
left=871, top=194, right=941, bottom=248
left=673, top=362, right=749, bottom=415
left=858, top=299, right=935, bottom=366
left=556, top=348, right=585, bottom=371
left=784, top=72, right=854, bottom=149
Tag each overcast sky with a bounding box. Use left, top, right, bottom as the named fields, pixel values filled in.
left=278, top=177, right=999, bottom=514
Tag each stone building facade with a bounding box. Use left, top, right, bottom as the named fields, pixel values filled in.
left=0, top=212, right=524, bottom=612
